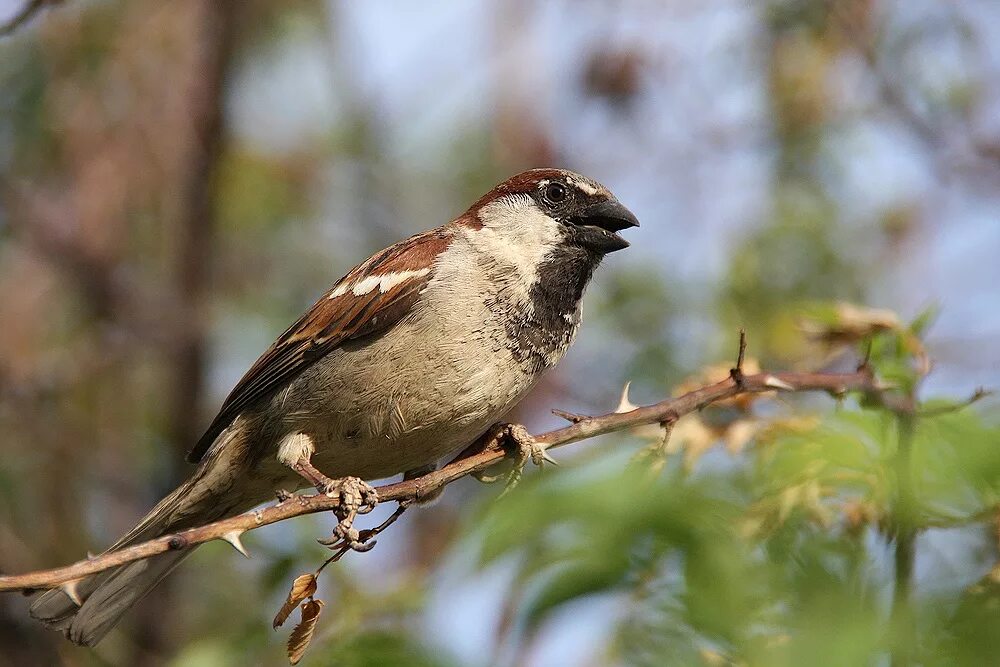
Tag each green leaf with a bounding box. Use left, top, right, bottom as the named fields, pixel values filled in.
left=909, top=304, right=940, bottom=338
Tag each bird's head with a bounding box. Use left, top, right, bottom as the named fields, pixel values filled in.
left=462, top=168, right=639, bottom=256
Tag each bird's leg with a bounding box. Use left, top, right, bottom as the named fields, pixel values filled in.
left=278, top=433, right=378, bottom=550
left=472, top=423, right=557, bottom=494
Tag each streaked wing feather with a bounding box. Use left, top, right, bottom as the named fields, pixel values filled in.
left=186, top=229, right=451, bottom=463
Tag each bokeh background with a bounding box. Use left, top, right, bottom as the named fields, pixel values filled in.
left=1, top=1, right=999, bottom=665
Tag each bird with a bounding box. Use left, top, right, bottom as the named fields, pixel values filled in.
left=30, top=167, right=639, bottom=646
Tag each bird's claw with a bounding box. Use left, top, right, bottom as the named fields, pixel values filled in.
left=317, top=523, right=377, bottom=552
left=315, top=476, right=378, bottom=551
left=473, top=423, right=556, bottom=495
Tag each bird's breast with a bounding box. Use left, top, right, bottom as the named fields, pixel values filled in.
left=265, top=239, right=591, bottom=480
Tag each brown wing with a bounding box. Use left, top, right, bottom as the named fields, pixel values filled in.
left=186, top=229, right=452, bottom=463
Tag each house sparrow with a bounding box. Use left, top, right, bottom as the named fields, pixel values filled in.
left=30, top=168, right=639, bottom=645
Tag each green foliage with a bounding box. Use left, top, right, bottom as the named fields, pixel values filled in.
left=722, top=184, right=869, bottom=365
left=470, top=319, right=1000, bottom=666
left=216, top=148, right=314, bottom=236
left=315, top=631, right=456, bottom=667
left=592, top=264, right=682, bottom=389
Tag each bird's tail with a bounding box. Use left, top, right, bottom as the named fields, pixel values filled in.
left=30, top=437, right=257, bottom=646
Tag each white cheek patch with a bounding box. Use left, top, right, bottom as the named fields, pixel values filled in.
left=328, top=268, right=431, bottom=299
left=472, top=197, right=562, bottom=287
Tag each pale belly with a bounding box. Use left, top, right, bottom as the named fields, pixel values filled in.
left=238, top=240, right=584, bottom=491
left=250, top=313, right=543, bottom=483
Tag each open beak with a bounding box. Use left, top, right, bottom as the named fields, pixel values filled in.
left=570, top=199, right=640, bottom=253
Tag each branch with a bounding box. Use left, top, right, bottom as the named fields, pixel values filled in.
left=166, top=0, right=239, bottom=465
left=830, top=1, right=1000, bottom=176
left=918, top=387, right=993, bottom=417
left=0, top=365, right=882, bottom=595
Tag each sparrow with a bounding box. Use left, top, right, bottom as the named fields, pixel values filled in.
left=30, top=168, right=639, bottom=645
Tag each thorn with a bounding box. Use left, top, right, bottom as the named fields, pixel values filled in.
left=539, top=448, right=560, bottom=466
left=551, top=408, right=588, bottom=423
left=61, top=579, right=83, bottom=606
left=221, top=530, right=250, bottom=558
left=827, top=385, right=847, bottom=400
left=971, top=387, right=993, bottom=402
left=616, top=381, right=639, bottom=413
left=763, top=375, right=795, bottom=391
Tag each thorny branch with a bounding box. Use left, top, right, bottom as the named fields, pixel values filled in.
left=0, top=357, right=889, bottom=596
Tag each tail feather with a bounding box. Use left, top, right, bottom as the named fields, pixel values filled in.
left=30, top=436, right=257, bottom=646
left=31, top=550, right=194, bottom=646
left=29, top=570, right=112, bottom=632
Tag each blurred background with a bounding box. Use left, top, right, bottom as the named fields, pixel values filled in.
left=1, top=0, right=999, bottom=665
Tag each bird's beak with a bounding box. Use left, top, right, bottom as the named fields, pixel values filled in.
left=570, top=198, right=640, bottom=253
left=577, top=199, right=641, bottom=232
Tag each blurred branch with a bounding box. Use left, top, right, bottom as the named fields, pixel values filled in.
left=830, top=0, right=1000, bottom=175
left=0, top=0, right=60, bottom=37
left=918, top=387, right=993, bottom=417
left=5, top=195, right=123, bottom=320
left=890, top=411, right=917, bottom=667
left=166, top=0, right=240, bottom=463
left=0, top=347, right=890, bottom=594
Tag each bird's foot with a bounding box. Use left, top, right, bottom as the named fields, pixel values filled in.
left=290, top=455, right=378, bottom=551
left=317, top=502, right=408, bottom=556
left=473, top=423, right=556, bottom=496
left=317, top=476, right=379, bottom=550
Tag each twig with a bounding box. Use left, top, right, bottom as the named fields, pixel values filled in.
left=890, top=411, right=917, bottom=667
left=859, top=339, right=874, bottom=371
left=917, top=387, right=993, bottom=417
left=551, top=408, right=588, bottom=424
left=730, top=328, right=748, bottom=386
left=0, top=366, right=883, bottom=594
left=829, top=0, right=1000, bottom=174
left=629, top=420, right=675, bottom=480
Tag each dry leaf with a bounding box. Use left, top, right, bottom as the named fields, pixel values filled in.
left=799, top=302, right=901, bottom=345
left=273, top=574, right=318, bottom=629
left=699, top=647, right=728, bottom=666
left=671, top=415, right=716, bottom=470
left=842, top=500, right=879, bottom=534
left=777, top=485, right=802, bottom=524
left=723, top=419, right=761, bottom=454
left=287, top=598, right=325, bottom=665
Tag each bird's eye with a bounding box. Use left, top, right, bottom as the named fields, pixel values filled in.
left=543, top=182, right=568, bottom=205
